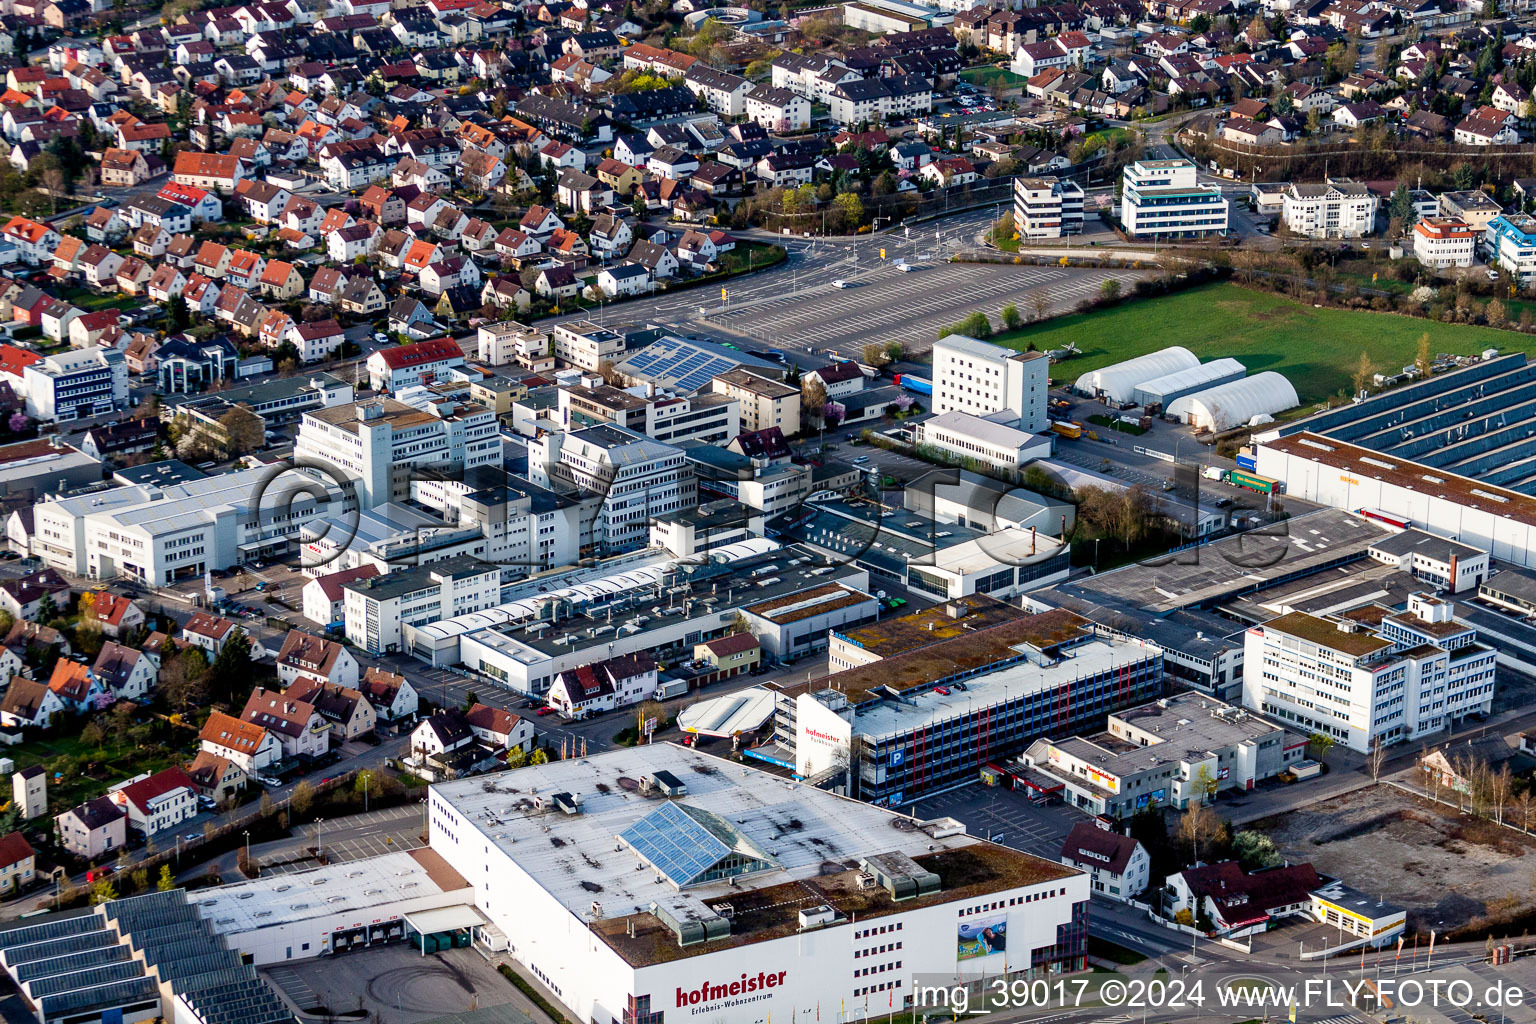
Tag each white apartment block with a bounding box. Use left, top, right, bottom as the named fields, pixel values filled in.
left=1013, top=176, right=1085, bottom=239
left=529, top=424, right=694, bottom=555
left=931, top=334, right=1049, bottom=433
left=343, top=554, right=502, bottom=656
left=410, top=474, right=584, bottom=578
left=294, top=395, right=500, bottom=511
left=550, top=320, right=626, bottom=371
left=1120, top=159, right=1229, bottom=239
left=1282, top=180, right=1379, bottom=239
left=1242, top=593, right=1496, bottom=753
left=478, top=322, right=552, bottom=369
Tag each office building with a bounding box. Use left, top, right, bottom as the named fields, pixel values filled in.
left=23, top=346, right=128, bottom=422
left=294, top=396, right=500, bottom=511
left=1013, top=176, right=1085, bottom=239
left=1413, top=217, right=1476, bottom=268
left=427, top=744, right=1090, bottom=1024
left=558, top=382, right=740, bottom=446
left=709, top=369, right=801, bottom=436
left=550, top=319, right=628, bottom=371
left=343, top=555, right=502, bottom=656
left=1243, top=592, right=1496, bottom=752
left=529, top=424, right=694, bottom=555
left=930, top=334, right=1048, bottom=433
left=1485, top=213, right=1536, bottom=284
left=912, top=410, right=1053, bottom=471
left=1119, top=159, right=1228, bottom=239
left=1281, top=180, right=1378, bottom=239
left=1020, top=693, right=1308, bottom=818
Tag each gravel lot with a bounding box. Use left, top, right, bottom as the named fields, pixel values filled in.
left=1255, top=784, right=1536, bottom=934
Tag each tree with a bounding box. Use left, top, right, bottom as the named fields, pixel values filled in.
left=506, top=745, right=527, bottom=768
left=290, top=780, right=316, bottom=817
left=159, top=647, right=209, bottom=713
left=1367, top=735, right=1388, bottom=782
left=1030, top=291, right=1051, bottom=321
left=1390, top=183, right=1416, bottom=226
left=40, top=166, right=65, bottom=213
left=1415, top=332, right=1433, bottom=377
left=1487, top=297, right=1508, bottom=329
left=529, top=748, right=549, bottom=765
left=81, top=720, right=105, bottom=753
left=90, top=877, right=118, bottom=904
left=1350, top=351, right=1377, bottom=396
left=1000, top=303, right=1022, bottom=330
left=862, top=342, right=893, bottom=366
left=1100, top=278, right=1122, bottom=302
left=1231, top=830, right=1282, bottom=870
left=463, top=690, right=479, bottom=711
left=873, top=170, right=897, bottom=197
left=801, top=378, right=827, bottom=429
left=1176, top=802, right=1227, bottom=867
left=209, top=629, right=254, bottom=705
left=218, top=404, right=264, bottom=457
left=36, top=594, right=55, bottom=623
left=1308, top=731, right=1335, bottom=762
left=1193, top=763, right=1219, bottom=802
left=157, top=864, right=175, bottom=891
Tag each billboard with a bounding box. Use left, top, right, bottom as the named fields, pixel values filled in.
left=957, top=915, right=1006, bottom=961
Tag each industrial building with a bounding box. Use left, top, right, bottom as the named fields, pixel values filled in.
left=1019, top=693, right=1308, bottom=818
left=1024, top=508, right=1396, bottom=701
left=1131, top=358, right=1248, bottom=410
left=0, top=888, right=293, bottom=1024
left=1165, top=372, right=1299, bottom=432
left=912, top=410, right=1054, bottom=471
left=760, top=608, right=1163, bottom=803
left=1074, top=346, right=1199, bottom=404
left=903, top=470, right=1076, bottom=536
left=773, top=496, right=1071, bottom=601
left=427, top=744, right=1089, bottom=1024
left=1243, top=591, right=1496, bottom=752
left=1254, top=353, right=1536, bottom=567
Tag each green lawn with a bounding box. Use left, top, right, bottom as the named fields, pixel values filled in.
left=995, top=282, right=1527, bottom=406
left=6, top=723, right=194, bottom=811
left=960, top=65, right=1026, bottom=88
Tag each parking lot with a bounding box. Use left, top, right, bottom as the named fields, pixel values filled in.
left=265, top=945, right=538, bottom=1024
left=248, top=804, right=427, bottom=878
left=908, top=783, right=1088, bottom=859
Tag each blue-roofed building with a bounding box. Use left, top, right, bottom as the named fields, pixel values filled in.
left=1486, top=213, right=1536, bottom=284
left=614, top=334, right=785, bottom=395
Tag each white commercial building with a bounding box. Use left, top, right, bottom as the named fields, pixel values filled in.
left=1255, top=431, right=1536, bottom=570
left=294, top=395, right=501, bottom=511
left=1413, top=217, right=1477, bottom=268
left=1119, top=159, right=1228, bottom=239
left=1281, top=180, right=1379, bottom=239
left=931, top=334, right=1049, bottom=433
left=1020, top=693, right=1308, bottom=817
left=551, top=320, right=627, bottom=371
left=428, top=744, right=1090, bottom=1024
left=913, top=410, right=1054, bottom=471
left=529, top=424, right=694, bottom=555
left=343, top=554, right=503, bottom=656
left=1013, top=176, right=1085, bottom=239
left=1242, top=592, right=1496, bottom=753
left=23, top=346, right=129, bottom=422
left=1165, top=372, right=1299, bottom=432
left=28, top=466, right=342, bottom=584
left=1074, top=346, right=1200, bottom=404
left=1131, top=358, right=1248, bottom=410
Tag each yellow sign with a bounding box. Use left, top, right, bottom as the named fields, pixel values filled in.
left=1340, top=474, right=1360, bottom=486
left=880, top=248, right=886, bottom=259
left=721, top=287, right=727, bottom=301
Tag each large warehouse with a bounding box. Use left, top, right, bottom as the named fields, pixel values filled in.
left=1254, top=352, right=1536, bottom=567
left=1074, top=346, right=1198, bottom=403
left=1132, top=357, right=1248, bottom=409
left=428, top=745, right=1090, bottom=1024
left=1166, top=372, right=1299, bottom=432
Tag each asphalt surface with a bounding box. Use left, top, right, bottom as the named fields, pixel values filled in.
left=549, top=207, right=1143, bottom=358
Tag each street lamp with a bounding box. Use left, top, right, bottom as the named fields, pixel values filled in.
left=242, top=829, right=250, bottom=868
left=360, top=771, right=371, bottom=814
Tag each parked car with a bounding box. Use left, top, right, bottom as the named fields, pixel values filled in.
left=536, top=706, right=556, bottom=716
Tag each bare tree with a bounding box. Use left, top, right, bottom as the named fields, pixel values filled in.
left=1176, top=803, right=1226, bottom=867
left=1029, top=290, right=1051, bottom=322
left=1367, top=735, right=1388, bottom=783
left=1517, top=791, right=1534, bottom=834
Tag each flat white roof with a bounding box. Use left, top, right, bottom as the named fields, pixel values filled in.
left=431, top=745, right=1047, bottom=934
left=188, top=849, right=464, bottom=935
